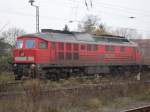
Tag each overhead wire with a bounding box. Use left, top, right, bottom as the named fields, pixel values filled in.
left=66, top=0, right=150, bottom=33
left=0, top=9, right=70, bottom=22
left=85, top=0, right=89, bottom=10
left=92, top=7, right=150, bottom=24
left=41, top=0, right=150, bottom=21
left=41, top=0, right=150, bottom=22
left=90, top=0, right=93, bottom=7
left=67, top=0, right=150, bottom=34
left=93, top=1, right=150, bottom=21
left=93, top=1, right=150, bottom=16
left=68, top=0, right=150, bottom=19
left=1, top=0, right=150, bottom=34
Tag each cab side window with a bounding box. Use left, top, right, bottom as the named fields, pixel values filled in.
left=39, top=41, right=48, bottom=49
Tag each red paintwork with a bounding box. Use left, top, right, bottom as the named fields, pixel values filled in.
left=13, top=36, right=141, bottom=66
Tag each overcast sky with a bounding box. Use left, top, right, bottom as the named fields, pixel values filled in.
left=0, top=0, right=150, bottom=38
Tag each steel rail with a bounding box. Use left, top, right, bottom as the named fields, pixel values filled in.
left=123, top=105, right=150, bottom=112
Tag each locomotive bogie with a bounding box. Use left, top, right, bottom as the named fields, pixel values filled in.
left=13, top=63, right=36, bottom=80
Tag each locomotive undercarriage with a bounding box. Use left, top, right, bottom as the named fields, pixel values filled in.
left=13, top=63, right=37, bottom=80
left=13, top=63, right=141, bottom=80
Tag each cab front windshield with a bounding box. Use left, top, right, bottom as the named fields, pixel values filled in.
left=15, top=39, right=36, bottom=49
left=26, top=40, right=35, bottom=48
left=16, top=40, right=23, bottom=49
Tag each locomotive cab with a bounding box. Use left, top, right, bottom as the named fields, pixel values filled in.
left=13, top=35, right=49, bottom=79
left=14, top=38, right=36, bottom=63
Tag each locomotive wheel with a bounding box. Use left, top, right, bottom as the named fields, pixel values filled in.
left=15, top=75, right=22, bottom=80
left=66, top=73, right=71, bottom=79
left=44, top=72, right=59, bottom=81
left=52, top=73, right=60, bottom=81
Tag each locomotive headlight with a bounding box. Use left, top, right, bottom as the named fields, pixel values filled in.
left=14, top=64, right=17, bottom=67
left=31, top=64, right=36, bottom=69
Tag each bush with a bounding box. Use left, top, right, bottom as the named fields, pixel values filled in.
left=0, top=72, right=14, bottom=82
left=0, top=53, right=12, bottom=74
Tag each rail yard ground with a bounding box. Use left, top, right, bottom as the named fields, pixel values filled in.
left=0, top=72, right=150, bottom=112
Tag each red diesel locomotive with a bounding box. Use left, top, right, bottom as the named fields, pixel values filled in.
left=13, top=29, right=141, bottom=80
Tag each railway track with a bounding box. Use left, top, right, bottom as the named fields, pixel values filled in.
left=0, top=80, right=23, bottom=86
left=0, top=80, right=23, bottom=90
left=123, top=105, right=150, bottom=112
left=0, top=82, right=124, bottom=96
left=0, top=80, right=149, bottom=97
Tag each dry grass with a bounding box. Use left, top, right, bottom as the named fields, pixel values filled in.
left=0, top=72, right=14, bottom=82
left=0, top=75, right=150, bottom=112
left=83, top=98, right=102, bottom=109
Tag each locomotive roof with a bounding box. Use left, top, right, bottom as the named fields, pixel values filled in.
left=21, top=31, right=137, bottom=47
left=132, top=39, right=150, bottom=47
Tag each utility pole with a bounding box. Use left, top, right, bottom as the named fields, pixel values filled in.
left=29, top=0, right=39, bottom=33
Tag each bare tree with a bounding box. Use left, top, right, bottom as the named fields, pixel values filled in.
left=78, top=14, right=100, bottom=32
left=111, top=28, right=141, bottom=39
left=0, top=37, right=12, bottom=73
left=63, top=24, right=70, bottom=32
left=93, top=24, right=110, bottom=35
left=78, top=14, right=109, bottom=35
left=0, top=28, right=26, bottom=47
left=0, top=37, right=10, bottom=54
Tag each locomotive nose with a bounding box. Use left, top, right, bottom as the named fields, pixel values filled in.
left=14, top=49, right=35, bottom=62
left=19, top=51, right=25, bottom=56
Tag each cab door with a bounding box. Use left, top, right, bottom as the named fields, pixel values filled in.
left=131, top=47, right=137, bottom=63
left=50, top=42, right=57, bottom=63
left=37, top=39, right=49, bottom=63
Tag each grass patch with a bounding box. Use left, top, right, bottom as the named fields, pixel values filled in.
left=83, top=98, right=102, bottom=109
left=0, top=72, right=14, bottom=82
left=0, top=77, right=150, bottom=112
